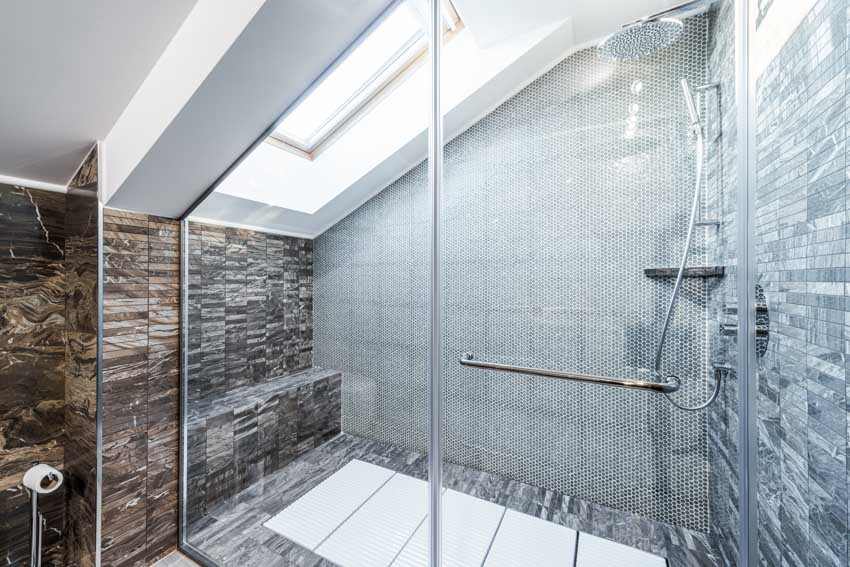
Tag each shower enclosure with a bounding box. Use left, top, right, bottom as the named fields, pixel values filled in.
left=435, top=2, right=741, bottom=564
left=178, top=1, right=753, bottom=565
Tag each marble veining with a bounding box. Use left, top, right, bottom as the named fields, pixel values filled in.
left=25, top=188, right=64, bottom=257
left=186, top=222, right=313, bottom=408
left=0, top=183, right=67, bottom=567
left=64, top=145, right=100, bottom=567
left=101, top=209, right=180, bottom=567
left=0, top=148, right=100, bottom=567
left=185, top=221, right=319, bottom=539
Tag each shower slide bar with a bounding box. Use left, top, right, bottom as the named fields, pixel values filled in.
left=459, top=353, right=680, bottom=394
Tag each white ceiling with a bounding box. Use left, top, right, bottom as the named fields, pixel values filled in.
left=0, top=0, right=197, bottom=185
left=0, top=0, right=688, bottom=228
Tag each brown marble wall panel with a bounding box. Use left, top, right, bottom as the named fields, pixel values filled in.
left=200, top=224, right=226, bottom=399
left=145, top=217, right=180, bottom=566
left=102, top=209, right=150, bottom=567
left=185, top=424, right=208, bottom=530
left=0, top=184, right=66, bottom=567
left=101, top=210, right=180, bottom=567
left=64, top=146, right=99, bottom=567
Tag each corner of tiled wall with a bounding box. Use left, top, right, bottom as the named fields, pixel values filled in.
left=101, top=209, right=180, bottom=566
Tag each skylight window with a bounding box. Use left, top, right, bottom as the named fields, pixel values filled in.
left=270, top=0, right=461, bottom=157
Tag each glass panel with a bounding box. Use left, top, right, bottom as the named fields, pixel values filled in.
left=179, top=1, right=433, bottom=564
left=751, top=0, right=849, bottom=565
left=439, top=1, right=743, bottom=566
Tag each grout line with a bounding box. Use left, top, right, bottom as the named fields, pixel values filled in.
left=311, top=468, right=398, bottom=552
left=479, top=505, right=508, bottom=567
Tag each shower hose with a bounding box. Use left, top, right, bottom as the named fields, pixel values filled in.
left=654, top=79, right=723, bottom=412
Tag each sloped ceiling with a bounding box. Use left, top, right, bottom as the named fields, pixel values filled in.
left=0, top=0, right=688, bottom=230
left=103, top=0, right=391, bottom=217
left=191, top=0, right=687, bottom=237
left=0, top=0, right=197, bottom=186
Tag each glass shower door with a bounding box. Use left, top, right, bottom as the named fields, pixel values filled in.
left=437, top=1, right=744, bottom=565
left=179, top=2, right=436, bottom=565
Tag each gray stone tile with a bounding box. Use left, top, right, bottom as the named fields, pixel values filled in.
left=186, top=433, right=717, bottom=567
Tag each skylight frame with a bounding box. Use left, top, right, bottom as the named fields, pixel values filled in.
left=267, top=0, right=461, bottom=160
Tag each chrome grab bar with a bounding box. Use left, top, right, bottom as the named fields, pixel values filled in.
left=459, top=353, right=681, bottom=394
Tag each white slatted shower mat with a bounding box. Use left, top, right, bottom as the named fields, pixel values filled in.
left=263, top=459, right=394, bottom=550
left=263, top=460, right=667, bottom=567
left=392, top=489, right=505, bottom=567
left=483, top=510, right=576, bottom=567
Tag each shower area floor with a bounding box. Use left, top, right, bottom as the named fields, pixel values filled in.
left=186, top=434, right=717, bottom=567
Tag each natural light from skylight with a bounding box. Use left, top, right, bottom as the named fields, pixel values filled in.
left=271, top=0, right=460, bottom=155
left=208, top=0, right=575, bottom=230
left=272, top=1, right=425, bottom=152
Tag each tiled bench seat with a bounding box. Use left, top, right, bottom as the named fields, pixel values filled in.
left=185, top=367, right=342, bottom=526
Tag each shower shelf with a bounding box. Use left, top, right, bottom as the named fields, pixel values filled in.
left=644, top=266, right=725, bottom=278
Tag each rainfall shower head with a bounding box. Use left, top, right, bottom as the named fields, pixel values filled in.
left=597, top=0, right=717, bottom=61
left=597, top=18, right=684, bottom=61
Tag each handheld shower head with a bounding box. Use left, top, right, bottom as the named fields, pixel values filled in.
left=680, top=78, right=701, bottom=127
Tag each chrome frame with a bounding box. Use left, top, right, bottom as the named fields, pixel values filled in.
left=624, top=0, right=718, bottom=25
left=427, top=0, right=443, bottom=564
left=178, top=219, right=190, bottom=556
left=95, top=145, right=105, bottom=567
left=737, top=0, right=757, bottom=564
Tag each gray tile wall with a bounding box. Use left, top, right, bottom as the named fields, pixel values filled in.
left=754, top=0, right=850, bottom=564
left=186, top=222, right=313, bottom=406
left=315, top=17, right=721, bottom=530
left=185, top=222, right=322, bottom=534
left=184, top=368, right=342, bottom=534
left=314, top=165, right=431, bottom=454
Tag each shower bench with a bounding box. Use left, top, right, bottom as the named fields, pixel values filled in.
left=184, top=367, right=342, bottom=522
